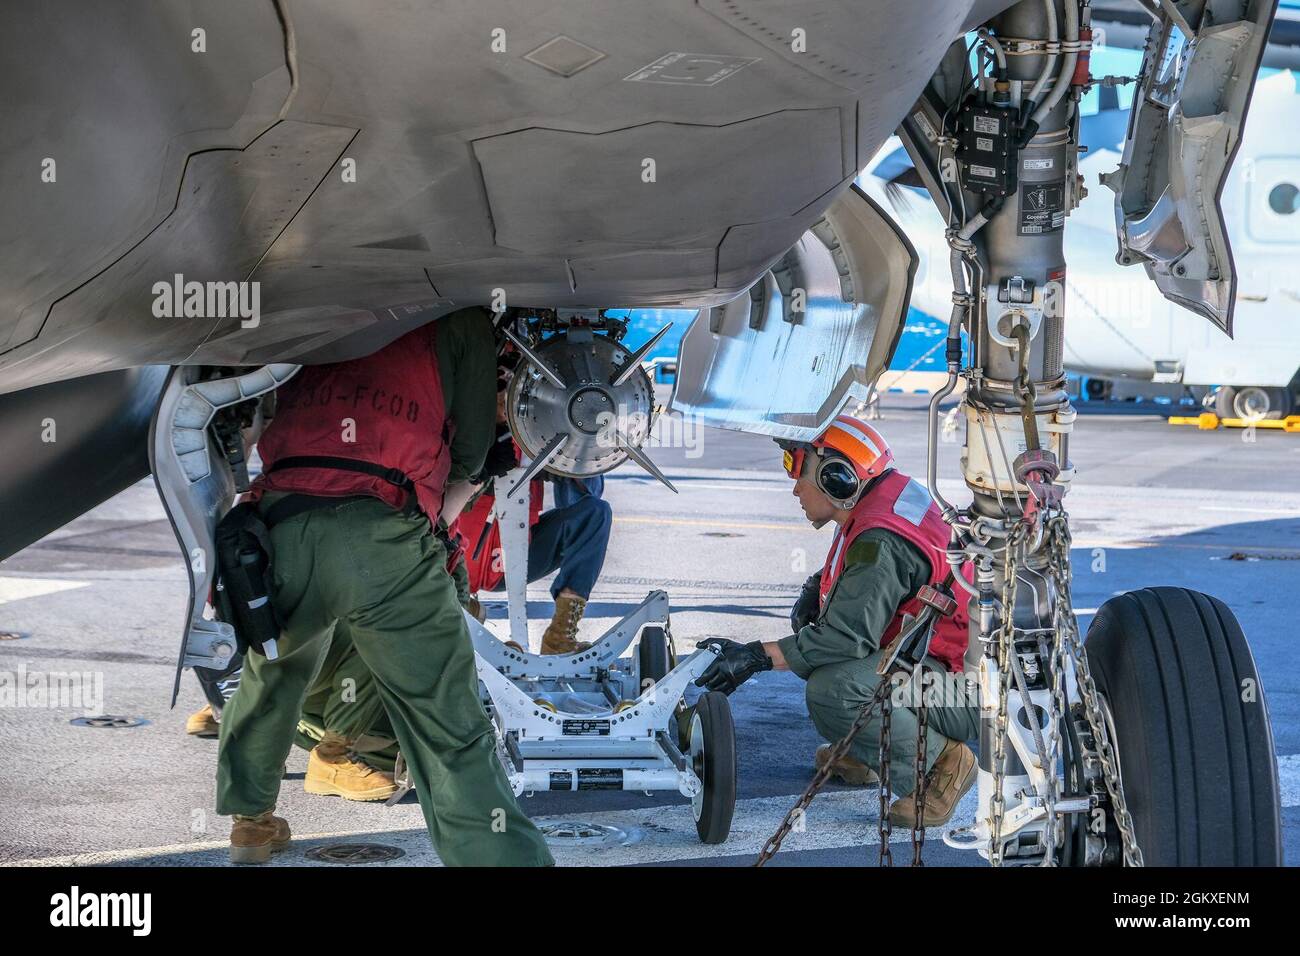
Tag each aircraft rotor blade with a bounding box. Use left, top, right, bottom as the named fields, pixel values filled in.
left=504, top=327, right=566, bottom=389
left=609, top=322, right=672, bottom=387
left=616, top=430, right=678, bottom=493
left=504, top=431, right=569, bottom=498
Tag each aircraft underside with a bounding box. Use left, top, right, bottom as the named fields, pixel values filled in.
left=0, top=0, right=1013, bottom=394
left=0, top=0, right=1017, bottom=556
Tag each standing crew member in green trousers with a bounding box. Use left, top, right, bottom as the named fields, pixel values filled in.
left=215, top=306, right=553, bottom=866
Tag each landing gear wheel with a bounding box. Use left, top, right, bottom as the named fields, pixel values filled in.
left=689, top=691, right=737, bottom=844
left=638, top=625, right=671, bottom=689
left=1215, top=384, right=1292, bottom=421
left=1085, top=587, right=1282, bottom=865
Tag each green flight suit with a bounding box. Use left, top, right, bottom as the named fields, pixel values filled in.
left=215, top=308, right=553, bottom=866
left=777, top=529, right=979, bottom=797
left=292, top=619, right=397, bottom=768
left=292, top=557, right=476, bottom=771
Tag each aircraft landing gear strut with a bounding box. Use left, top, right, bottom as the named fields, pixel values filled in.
left=927, top=0, right=1281, bottom=866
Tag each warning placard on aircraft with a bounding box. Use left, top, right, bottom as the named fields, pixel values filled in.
left=1019, top=179, right=1065, bottom=235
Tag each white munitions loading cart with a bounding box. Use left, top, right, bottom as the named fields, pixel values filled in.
left=462, top=460, right=737, bottom=844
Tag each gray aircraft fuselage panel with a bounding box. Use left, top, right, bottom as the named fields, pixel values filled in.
left=0, top=0, right=1004, bottom=395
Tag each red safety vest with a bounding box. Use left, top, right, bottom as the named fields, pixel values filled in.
left=817, top=469, right=970, bottom=673
left=251, top=323, right=453, bottom=520
left=455, top=448, right=544, bottom=593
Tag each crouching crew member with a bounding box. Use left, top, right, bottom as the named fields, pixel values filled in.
left=695, top=415, right=979, bottom=828
left=215, top=307, right=552, bottom=866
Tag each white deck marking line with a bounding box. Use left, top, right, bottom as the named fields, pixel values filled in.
left=0, top=576, right=90, bottom=606
left=10, top=755, right=1298, bottom=868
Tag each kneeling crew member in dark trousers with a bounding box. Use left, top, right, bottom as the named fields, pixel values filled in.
left=696, top=415, right=978, bottom=828
left=215, top=307, right=552, bottom=866
left=459, top=415, right=613, bottom=654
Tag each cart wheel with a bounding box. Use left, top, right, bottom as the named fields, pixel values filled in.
left=689, top=691, right=736, bottom=844
left=638, top=625, right=671, bottom=690
left=1085, top=587, right=1281, bottom=865
left=673, top=702, right=693, bottom=752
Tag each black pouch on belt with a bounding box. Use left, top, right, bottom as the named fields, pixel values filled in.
left=214, top=502, right=283, bottom=659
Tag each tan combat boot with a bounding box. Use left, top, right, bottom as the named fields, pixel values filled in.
left=814, top=743, right=880, bottom=786
left=540, top=591, right=592, bottom=655
left=229, top=810, right=291, bottom=864
left=304, top=733, right=398, bottom=802
left=887, top=738, right=976, bottom=828
left=185, top=703, right=219, bottom=738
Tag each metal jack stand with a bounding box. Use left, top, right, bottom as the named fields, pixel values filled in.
left=468, top=328, right=738, bottom=843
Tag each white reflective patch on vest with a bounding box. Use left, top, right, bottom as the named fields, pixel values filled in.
left=828, top=530, right=848, bottom=578
left=892, top=479, right=931, bottom=527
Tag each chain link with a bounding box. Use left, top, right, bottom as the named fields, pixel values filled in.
left=754, top=681, right=892, bottom=866
left=912, top=685, right=930, bottom=867
left=987, top=524, right=1022, bottom=866
left=1046, top=514, right=1144, bottom=866
left=1039, top=594, right=1067, bottom=866
left=755, top=662, right=934, bottom=867
left=1037, top=524, right=1076, bottom=867
left=982, top=501, right=1143, bottom=866
left=878, top=692, right=893, bottom=866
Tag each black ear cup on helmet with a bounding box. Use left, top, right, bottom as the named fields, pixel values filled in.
left=815, top=453, right=862, bottom=504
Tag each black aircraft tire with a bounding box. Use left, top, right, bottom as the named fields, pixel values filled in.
left=1085, top=587, right=1282, bottom=865
left=691, top=691, right=737, bottom=844
left=638, top=625, right=671, bottom=689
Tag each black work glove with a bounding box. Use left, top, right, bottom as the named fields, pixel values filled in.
left=476, top=423, right=519, bottom=483
left=694, top=639, right=773, bottom=695
left=790, top=571, right=822, bottom=631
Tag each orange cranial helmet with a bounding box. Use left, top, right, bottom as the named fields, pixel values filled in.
left=781, top=415, right=894, bottom=506
left=813, top=415, right=894, bottom=480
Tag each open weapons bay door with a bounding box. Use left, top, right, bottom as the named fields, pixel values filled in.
left=671, top=183, right=917, bottom=442
left=1106, top=0, right=1279, bottom=334
left=149, top=364, right=298, bottom=705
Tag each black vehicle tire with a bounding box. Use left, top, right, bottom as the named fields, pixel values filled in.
left=690, top=691, right=737, bottom=844
left=1215, top=384, right=1292, bottom=421
left=638, top=625, right=671, bottom=690
left=1085, top=587, right=1282, bottom=865
left=1084, top=377, right=1112, bottom=401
